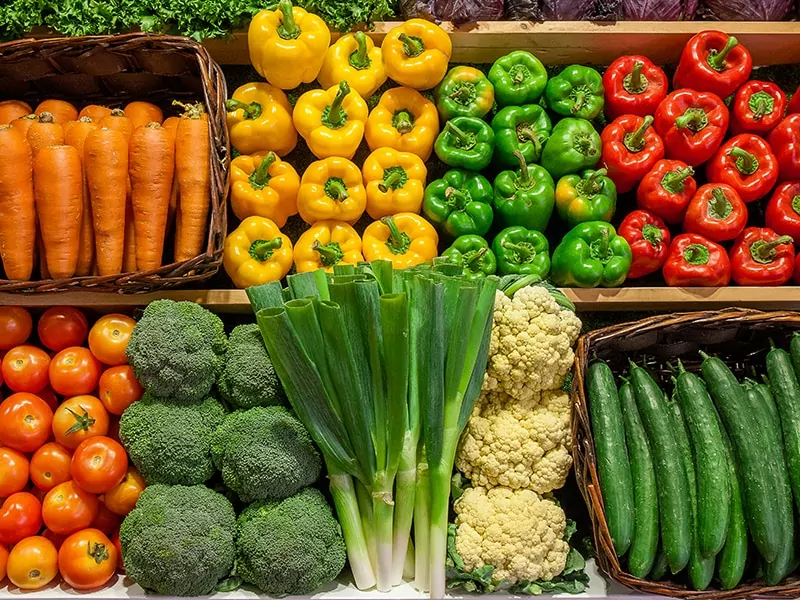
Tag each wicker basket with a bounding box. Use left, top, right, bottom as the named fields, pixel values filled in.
left=0, top=33, right=228, bottom=293
left=572, top=308, right=800, bottom=600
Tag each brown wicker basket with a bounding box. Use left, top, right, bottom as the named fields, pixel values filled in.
left=0, top=33, right=228, bottom=293
left=572, top=308, right=800, bottom=600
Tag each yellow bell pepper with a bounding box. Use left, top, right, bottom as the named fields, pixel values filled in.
left=362, top=147, right=427, bottom=220
left=225, top=82, right=297, bottom=156
left=248, top=0, right=330, bottom=90
left=381, top=19, right=452, bottom=91
left=298, top=156, right=367, bottom=224
left=230, top=152, right=300, bottom=227
left=294, top=220, right=364, bottom=273
left=365, top=87, right=439, bottom=160
left=362, top=212, right=438, bottom=268
left=293, top=81, right=368, bottom=160
left=318, top=32, right=387, bottom=99
left=223, top=216, right=293, bottom=288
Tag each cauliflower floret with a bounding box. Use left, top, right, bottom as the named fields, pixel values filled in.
left=456, top=389, right=572, bottom=493
left=454, top=486, right=569, bottom=584
left=484, top=286, right=581, bottom=401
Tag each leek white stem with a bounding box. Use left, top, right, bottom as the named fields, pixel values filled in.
left=329, top=473, right=376, bottom=590
left=404, top=538, right=416, bottom=581
left=413, top=456, right=431, bottom=592
left=391, top=440, right=418, bottom=584
left=373, top=486, right=395, bottom=592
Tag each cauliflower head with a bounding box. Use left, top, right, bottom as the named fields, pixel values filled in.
left=484, top=286, right=581, bottom=401
left=456, top=388, right=572, bottom=493
left=454, top=486, right=569, bottom=584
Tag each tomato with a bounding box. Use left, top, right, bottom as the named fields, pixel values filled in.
left=41, top=529, right=67, bottom=550
left=30, top=442, right=72, bottom=491
left=52, top=395, right=109, bottom=450
left=71, top=436, right=127, bottom=494
left=37, top=307, right=89, bottom=352
left=2, top=345, right=50, bottom=393
left=111, top=529, right=124, bottom=572
left=0, top=543, right=8, bottom=582
left=49, top=347, right=101, bottom=396
left=0, top=307, right=32, bottom=351
left=98, top=365, right=143, bottom=416
left=88, top=315, right=136, bottom=366
left=7, top=536, right=58, bottom=590
left=37, top=386, right=59, bottom=412
left=0, top=447, right=29, bottom=497
left=42, top=481, right=99, bottom=536
left=89, top=504, right=121, bottom=536
left=0, top=492, right=43, bottom=546
left=104, top=468, right=146, bottom=517
left=0, top=392, right=53, bottom=452
left=58, top=528, right=118, bottom=590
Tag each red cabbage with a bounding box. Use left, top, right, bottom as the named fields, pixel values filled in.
left=506, top=0, right=620, bottom=19
left=698, top=0, right=792, bottom=19
left=399, top=0, right=504, bottom=21
left=623, top=0, right=698, bottom=19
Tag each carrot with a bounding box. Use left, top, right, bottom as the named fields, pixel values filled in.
left=11, top=114, right=36, bottom=137
left=78, top=105, right=112, bottom=122
left=124, top=102, right=163, bottom=129
left=99, top=109, right=133, bottom=140
left=162, top=116, right=181, bottom=231
left=27, top=113, right=64, bottom=156
left=84, top=127, right=128, bottom=276
left=37, top=228, right=50, bottom=280
left=123, top=202, right=137, bottom=272
left=0, top=101, right=32, bottom=125
left=0, top=126, right=35, bottom=281
left=65, top=116, right=98, bottom=277
left=35, top=100, right=78, bottom=124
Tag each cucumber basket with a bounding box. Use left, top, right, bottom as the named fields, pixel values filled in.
left=572, top=309, right=800, bottom=599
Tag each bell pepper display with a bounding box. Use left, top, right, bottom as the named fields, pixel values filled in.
left=434, top=116, right=495, bottom=171
left=544, top=65, right=605, bottom=121
left=662, top=233, right=731, bottom=287
left=550, top=221, right=632, bottom=288
left=229, top=152, right=300, bottom=227
left=540, top=117, right=602, bottom=180
left=492, top=225, right=550, bottom=277
left=730, top=227, right=795, bottom=287
left=297, top=156, right=367, bottom=224
left=673, top=30, right=753, bottom=100
left=294, top=220, right=364, bottom=273
left=318, top=32, right=387, bottom=99
left=362, top=213, right=438, bottom=268
left=422, top=169, right=494, bottom=238
left=555, top=168, right=617, bottom=228
left=491, top=104, right=552, bottom=168
left=488, top=50, right=548, bottom=108
left=654, top=89, right=729, bottom=166
left=362, top=147, right=427, bottom=219
left=766, top=181, right=800, bottom=245
left=435, top=66, right=495, bottom=121
left=293, top=81, right=368, bottom=160
left=767, top=114, right=800, bottom=181
left=381, top=19, right=452, bottom=91
left=602, top=55, right=668, bottom=121
left=365, top=87, right=439, bottom=161
left=600, top=115, right=665, bottom=193
left=683, top=183, right=747, bottom=243
left=706, top=133, right=778, bottom=203
left=440, top=235, right=497, bottom=280
left=636, top=159, right=697, bottom=225
left=248, top=0, right=330, bottom=90
left=618, top=210, right=671, bottom=279
left=493, top=151, right=555, bottom=232
left=225, top=82, right=297, bottom=156
left=730, top=80, right=787, bottom=136
left=223, top=216, right=293, bottom=288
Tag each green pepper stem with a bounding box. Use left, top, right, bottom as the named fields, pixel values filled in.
left=599, top=228, right=609, bottom=258
left=661, top=166, right=694, bottom=194
left=313, top=240, right=344, bottom=267
left=709, top=187, right=733, bottom=219
left=624, top=115, right=653, bottom=153
left=444, top=120, right=469, bottom=145
left=513, top=150, right=532, bottom=188
left=327, top=81, right=350, bottom=128
left=445, top=186, right=470, bottom=210
left=750, top=235, right=793, bottom=264
left=349, top=32, right=371, bottom=70
left=398, top=33, right=424, bottom=58
left=792, top=195, right=800, bottom=216
left=571, top=90, right=586, bottom=113
left=674, top=108, right=708, bottom=132
left=728, top=146, right=759, bottom=176
left=502, top=241, right=534, bottom=260
left=250, top=238, right=283, bottom=262
left=641, top=223, right=663, bottom=246
left=224, top=99, right=262, bottom=120
left=393, top=110, right=414, bottom=134
left=277, top=0, right=300, bottom=40
left=327, top=178, right=349, bottom=201
left=381, top=216, right=411, bottom=255
left=250, top=152, right=277, bottom=189
left=582, top=168, right=607, bottom=195
left=707, top=36, right=738, bottom=72
left=683, top=243, right=710, bottom=265
left=466, top=246, right=488, bottom=271
left=512, top=66, right=526, bottom=85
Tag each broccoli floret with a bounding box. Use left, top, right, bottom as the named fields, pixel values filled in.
left=217, top=324, right=286, bottom=409
left=235, top=488, right=347, bottom=596
left=120, top=484, right=236, bottom=597
left=119, top=392, right=225, bottom=485
left=210, top=406, right=321, bottom=503
left=126, top=300, right=227, bottom=403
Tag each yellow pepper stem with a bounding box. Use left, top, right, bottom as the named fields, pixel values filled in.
left=250, top=152, right=277, bottom=190
left=224, top=99, right=262, bottom=120
left=392, top=110, right=414, bottom=134
left=398, top=33, right=424, bottom=58
left=350, top=31, right=371, bottom=70
left=378, top=166, right=408, bottom=193
left=277, top=0, right=301, bottom=40
left=249, top=237, right=283, bottom=262
left=313, top=240, right=345, bottom=267
left=324, top=81, right=350, bottom=129
left=325, top=177, right=350, bottom=201
left=381, top=216, right=411, bottom=255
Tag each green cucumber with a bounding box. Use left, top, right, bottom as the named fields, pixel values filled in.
left=755, top=377, right=782, bottom=435
left=715, top=421, right=747, bottom=590
left=790, top=333, right=800, bottom=380
left=650, top=546, right=668, bottom=581
left=767, top=344, right=800, bottom=512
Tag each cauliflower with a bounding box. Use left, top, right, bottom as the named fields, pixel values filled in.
left=453, top=486, right=569, bottom=584
left=484, top=286, right=581, bottom=401
left=456, top=388, right=572, bottom=493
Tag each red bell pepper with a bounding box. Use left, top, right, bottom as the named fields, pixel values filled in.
left=706, top=134, right=778, bottom=203
left=618, top=210, right=671, bottom=279
left=787, top=84, right=800, bottom=115
left=673, top=30, right=753, bottom=100
left=765, top=181, right=800, bottom=245
left=730, top=81, right=787, bottom=137
left=602, top=56, right=668, bottom=122
left=730, top=227, right=795, bottom=286
left=683, top=183, right=747, bottom=242
left=600, top=115, right=665, bottom=194
left=636, top=159, right=697, bottom=225
left=654, top=89, right=729, bottom=166
left=767, top=114, right=800, bottom=181
left=663, top=233, right=731, bottom=287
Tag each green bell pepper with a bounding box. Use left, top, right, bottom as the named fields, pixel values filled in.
left=436, top=66, right=495, bottom=121
left=491, top=104, right=552, bottom=168
left=555, top=168, right=617, bottom=228
left=441, top=235, right=497, bottom=280
left=422, top=169, right=494, bottom=238
left=540, top=118, right=602, bottom=180
left=493, top=150, right=555, bottom=232
left=550, top=221, right=632, bottom=288
left=544, top=64, right=604, bottom=120
left=434, top=117, right=495, bottom=171
left=492, top=226, right=550, bottom=277
left=487, top=50, right=548, bottom=108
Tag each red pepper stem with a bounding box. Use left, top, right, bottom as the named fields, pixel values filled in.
left=792, top=195, right=800, bottom=216
left=277, top=0, right=300, bottom=40
left=249, top=237, right=283, bottom=262
left=707, top=36, right=738, bottom=72
left=709, top=187, right=733, bottom=219
left=728, top=146, right=759, bottom=176
left=661, top=166, right=694, bottom=194
left=398, top=33, right=424, bottom=58
left=349, top=32, right=371, bottom=70
left=629, top=61, right=644, bottom=92
left=674, top=108, right=708, bottom=132
left=327, top=81, right=350, bottom=128
left=224, top=99, right=262, bottom=120
left=513, top=150, right=532, bottom=188
left=250, top=152, right=277, bottom=189
left=641, top=223, right=663, bottom=246
left=683, top=243, right=710, bottom=265
left=750, top=235, right=794, bottom=264
left=624, top=115, right=653, bottom=153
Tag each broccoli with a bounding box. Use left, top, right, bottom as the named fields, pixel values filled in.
left=119, top=484, right=236, bottom=597
left=217, top=324, right=286, bottom=409
left=210, top=406, right=322, bottom=503
left=235, top=488, right=347, bottom=596
left=119, top=392, right=225, bottom=486
left=126, top=300, right=227, bottom=403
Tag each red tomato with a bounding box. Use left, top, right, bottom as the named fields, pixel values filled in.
left=37, top=307, right=89, bottom=352
left=0, top=447, right=29, bottom=497
left=104, top=468, right=146, bottom=517
left=6, top=536, right=58, bottom=590
left=0, top=492, right=43, bottom=545
left=0, top=542, right=8, bottom=581
left=2, top=345, right=50, bottom=393
left=98, top=365, right=143, bottom=416
left=0, top=307, right=32, bottom=351
left=49, top=347, right=101, bottom=396
left=42, top=481, right=99, bottom=536
left=88, top=315, right=136, bottom=366
left=71, top=436, right=127, bottom=494
left=0, top=392, right=53, bottom=452
left=111, top=529, right=124, bottom=572
left=30, top=442, right=73, bottom=491
left=41, top=529, right=67, bottom=550
left=89, top=503, right=121, bottom=536
left=37, top=386, right=59, bottom=412
left=58, top=528, right=118, bottom=590
left=52, top=395, right=109, bottom=450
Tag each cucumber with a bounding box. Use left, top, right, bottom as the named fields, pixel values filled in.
left=629, top=363, right=691, bottom=574
left=767, top=345, right=800, bottom=512
left=650, top=546, right=668, bottom=581
left=754, top=378, right=781, bottom=435
left=715, top=421, right=747, bottom=590
left=790, top=333, right=800, bottom=379
left=619, top=381, right=659, bottom=578
left=587, top=361, right=634, bottom=556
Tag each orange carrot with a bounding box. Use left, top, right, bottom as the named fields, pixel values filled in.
left=0, top=126, right=35, bottom=281
left=99, top=109, right=134, bottom=141
left=124, top=102, right=163, bottom=129
left=65, top=116, right=98, bottom=277
left=123, top=202, right=137, bottom=272
left=27, top=113, right=64, bottom=156
left=162, top=116, right=181, bottom=231
left=78, top=105, right=112, bottom=122
left=10, top=114, right=36, bottom=137
left=35, top=100, right=78, bottom=124
left=0, top=101, right=32, bottom=125
left=37, top=228, right=50, bottom=280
